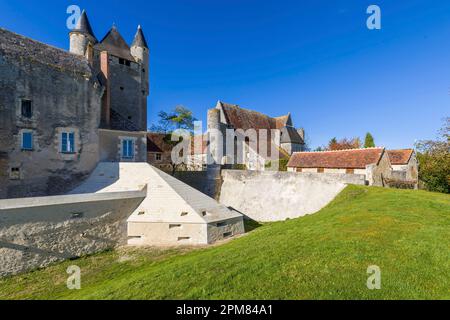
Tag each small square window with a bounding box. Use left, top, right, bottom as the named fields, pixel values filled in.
left=21, top=100, right=32, bottom=118
left=317, top=168, right=325, bottom=173
left=10, top=167, right=21, bottom=180
left=155, top=153, right=162, bottom=161
left=223, top=232, right=233, bottom=238
left=21, top=132, right=33, bottom=150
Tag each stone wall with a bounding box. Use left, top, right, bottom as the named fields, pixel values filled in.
left=174, top=170, right=221, bottom=199
left=367, top=151, right=392, bottom=187
left=0, top=190, right=145, bottom=277
left=219, top=170, right=365, bottom=222
left=0, top=47, right=103, bottom=199
left=99, top=129, right=147, bottom=162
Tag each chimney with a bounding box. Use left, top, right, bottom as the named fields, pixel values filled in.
left=100, top=51, right=111, bottom=128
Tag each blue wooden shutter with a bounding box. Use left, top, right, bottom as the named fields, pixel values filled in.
left=69, top=133, right=75, bottom=153
left=61, top=132, right=67, bottom=152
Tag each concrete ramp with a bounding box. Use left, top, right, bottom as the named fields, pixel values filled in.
left=71, top=163, right=245, bottom=246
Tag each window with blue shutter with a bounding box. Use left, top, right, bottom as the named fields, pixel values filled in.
left=21, top=132, right=33, bottom=150
left=61, top=132, right=75, bottom=153
left=122, top=139, right=134, bottom=159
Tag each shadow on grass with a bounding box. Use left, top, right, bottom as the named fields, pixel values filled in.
left=244, top=219, right=263, bottom=233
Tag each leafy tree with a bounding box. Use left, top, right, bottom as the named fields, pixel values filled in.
left=149, top=105, right=197, bottom=133
left=415, top=118, right=450, bottom=193
left=364, top=133, right=376, bottom=148
left=150, top=106, right=197, bottom=175
left=328, top=137, right=361, bottom=151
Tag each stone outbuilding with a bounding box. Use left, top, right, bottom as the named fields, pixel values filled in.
left=387, top=149, right=419, bottom=189
left=287, top=148, right=392, bottom=186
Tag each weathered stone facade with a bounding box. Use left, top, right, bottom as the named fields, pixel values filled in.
left=0, top=12, right=149, bottom=199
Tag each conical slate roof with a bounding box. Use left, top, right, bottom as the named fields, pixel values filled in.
left=95, top=25, right=135, bottom=61
left=72, top=10, right=97, bottom=42
left=132, top=25, right=148, bottom=48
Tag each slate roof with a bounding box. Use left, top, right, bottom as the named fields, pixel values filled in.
left=132, top=25, right=148, bottom=48
left=0, top=28, right=92, bottom=77
left=71, top=10, right=97, bottom=42
left=95, top=26, right=135, bottom=61
left=280, top=126, right=304, bottom=144
left=287, top=148, right=386, bottom=169
left=387, top=149, right=414, bottom=165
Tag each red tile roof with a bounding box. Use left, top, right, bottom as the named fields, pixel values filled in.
left=147, top=133, right=173, bottom=153
left=148, top=133, right=208, bottom=155
left=387, top=149, right=414, bottom=165
left=287, top=148, right=385, bottom=169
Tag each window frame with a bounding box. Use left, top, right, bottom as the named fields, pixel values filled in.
left=21, top=99, right=33, bottom=119
left=61, top=131, right=76, bottom=154
left=21, top=131, right=33, bottom=151
left=121, top=139, right=135, bottom=159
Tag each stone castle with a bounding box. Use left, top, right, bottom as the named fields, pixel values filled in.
left=0, top=11, right=149, bottom=199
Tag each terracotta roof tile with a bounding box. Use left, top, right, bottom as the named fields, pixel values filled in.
left=287, top=148, right=385, bottom=169
left=147, top=133, right=173, bottom=153
left=387, top=149, right=414, bottom=165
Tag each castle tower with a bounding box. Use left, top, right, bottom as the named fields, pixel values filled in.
left=131, top=25, right=149, bottom=130
left=69, top=10, right=97, bottom=59
left=131, top=25, right=149, bottom=67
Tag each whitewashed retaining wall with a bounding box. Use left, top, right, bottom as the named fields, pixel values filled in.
left=219, top=170, right=365, bottom=222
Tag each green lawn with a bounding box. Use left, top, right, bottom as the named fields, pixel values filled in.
left=1, top=185, right=449, bottom=300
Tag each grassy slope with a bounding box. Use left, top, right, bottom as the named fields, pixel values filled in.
left=1, top=185, right=449, bottom=300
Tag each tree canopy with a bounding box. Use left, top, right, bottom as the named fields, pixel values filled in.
left=364, top=133, right=375, bottom=148
left=415, top=118, right=450, bottom=193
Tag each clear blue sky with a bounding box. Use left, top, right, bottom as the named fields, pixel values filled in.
left=1, top=0, right=449, bottom=149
